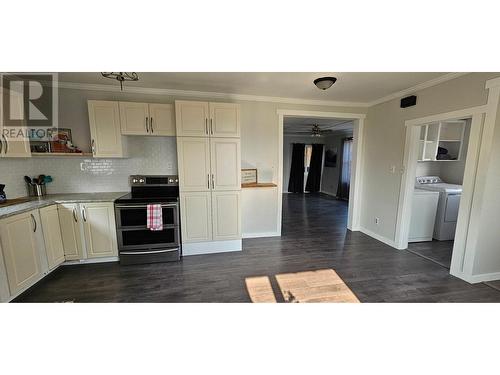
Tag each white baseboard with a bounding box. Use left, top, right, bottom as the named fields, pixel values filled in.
left=243, top=231, right=281, bottom=239
left=359, top=227, right=402, bottom=249
left=62, top=256, right=119, bottom=266
left=455, top=271, right=500, bottom=284
left=182, top=240, right=242, bottom=256
left=320, top=190, right=337, bottom=197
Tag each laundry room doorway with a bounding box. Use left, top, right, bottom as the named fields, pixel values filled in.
left=395, top=106, right=487, bottom=281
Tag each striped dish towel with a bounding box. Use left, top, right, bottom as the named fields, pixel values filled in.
left=147, top=204, right=163, bottom=231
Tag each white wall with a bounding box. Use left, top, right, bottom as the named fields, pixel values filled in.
left=361, top=73, right=499, bottom=241
left=361, top=72, right=500, bottom=282
left=469, top=80, right=500, bottom=278
left=320, top=131, right=353, bottom=196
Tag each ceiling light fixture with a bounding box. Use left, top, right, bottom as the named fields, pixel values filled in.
left=311, top=124, right=323, bottom=137
left=101, top=72, right=139, bottom=91
left=314, top=76, right=337, bottom=90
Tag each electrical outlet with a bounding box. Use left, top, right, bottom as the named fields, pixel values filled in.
left=375, top=217, right=380, bottom=225
left=389, top=165, right=396, bottom=174
left=166, top=162, right=173, bottom=170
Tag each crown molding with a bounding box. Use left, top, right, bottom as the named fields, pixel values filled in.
left=56, top=81, right=371, bottom=108
left=367, top=72, right=469, bottom=107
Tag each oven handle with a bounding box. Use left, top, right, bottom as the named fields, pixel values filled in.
left=120, top=248, right=179, bottom=255
left=115, top=203, right=178, bottom=209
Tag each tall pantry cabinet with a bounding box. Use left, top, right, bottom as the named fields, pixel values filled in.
left=175, top=100, right=241, bottom=254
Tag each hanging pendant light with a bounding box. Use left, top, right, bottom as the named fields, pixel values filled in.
left=101, top=72, right=139, bottom=90
left=314, top=76, right=337, bottom=90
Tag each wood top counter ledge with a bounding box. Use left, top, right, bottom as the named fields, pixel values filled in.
left=241, top=183, right=277, bottom=188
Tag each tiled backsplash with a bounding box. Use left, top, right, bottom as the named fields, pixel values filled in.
left=0, top=137, right=177, bottom=199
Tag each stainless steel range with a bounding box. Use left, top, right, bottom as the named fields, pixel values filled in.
left=114, top=175, right=181, bottom=265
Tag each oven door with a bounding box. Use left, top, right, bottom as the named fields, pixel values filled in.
left=118, top=226, right=179, bottom=250
left=115, top=202, right=178, bottom=229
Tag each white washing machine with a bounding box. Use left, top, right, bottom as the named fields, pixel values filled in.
left=415, top=176, right=462, bottom=241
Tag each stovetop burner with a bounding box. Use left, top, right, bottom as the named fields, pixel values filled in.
left=115, top=193, right=179, bottom=204
left=115, top=174, right=179, bottom=204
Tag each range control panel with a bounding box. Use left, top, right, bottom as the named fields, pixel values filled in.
left=416, top=176, right=442, bottom=185
left=130, top=175, right=179, bottom=186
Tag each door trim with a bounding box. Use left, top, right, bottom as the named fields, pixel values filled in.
left=277, top=109, right=366, bottom=234
left=395, top=104, right=491, bottom=282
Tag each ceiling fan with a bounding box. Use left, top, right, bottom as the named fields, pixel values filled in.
left=285, top=124, right=333, bottom=137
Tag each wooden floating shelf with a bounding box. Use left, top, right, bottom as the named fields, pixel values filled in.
left=241, top=183, right=277, bottom=188
left=31, top=152, right=93, bottom=157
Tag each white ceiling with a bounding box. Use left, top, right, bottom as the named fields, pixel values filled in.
left=284, top=117, right=353, bottom=135
left=58, top=72, right=451, bottom=105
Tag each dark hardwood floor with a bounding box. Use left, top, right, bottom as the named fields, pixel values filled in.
left=407, top=240, right=454, bottom=269
left=15, top=193, right=500, bottom=302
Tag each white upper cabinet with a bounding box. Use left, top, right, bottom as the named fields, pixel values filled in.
left=149, top=103, right=175, bottom=136
left=39, top=205, right=65, bottom=270
left=175, top=100, right=210, bottom=137
left=81, top=202, right=118, bottom=259
left=210, top=103, right=240, bottom=138
left=0, top=211, right=43, bottom=295
left=175, top=101, right=240, bottom=138
left=210, top=138, right=241, bottom=191
left=0, top=87, right=31, bottom=158
left=119, top=102, right=175, bottom=136
left=1, top=132, right=31, bottom=158
left=119, top=102, right=150, bottom=135
left=88, top=100, right=125, bottom=158
left=418, top=120, right=466, bottom=162
left=177, top=137, right=211, bottom=191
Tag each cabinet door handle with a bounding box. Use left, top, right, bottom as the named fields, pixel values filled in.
left=82, top=207, right=87, bottom=222
left=207, top=174, right=210, bottom=189
left=150, top=117, right=154, bottom=133
left=145, top=117, right=149, bottom=133
left=72, top=207, right=78, bottom=222
left=210, top=118, right=213, bottom=135
left=2, top=135, right=8, bottom=154
left=205, top=118, right=208, bottom=135
left=211, top=174, right=215, bottom=189
left=91, top=139, right=95, bottom=155
left=30, top=213, right=37, bottom=232
left=0, top=135, right=3, bottom=154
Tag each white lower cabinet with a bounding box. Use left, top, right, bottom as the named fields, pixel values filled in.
left=180, top=191, right=241, bottom=243
left=180, top=192, right=212, bottom=243
left=39, top=205, right=65, bottom=270
left=0, top=201, right=119, bottom=302
left=211, top=191, right=241, bottom=241
left=81, top=202, right=118, bottom=258
left=0, top=242, right=10, bottom=302
left=0, top=210, right=46, bottom=295
left=58, top=203, right=84, bottom=260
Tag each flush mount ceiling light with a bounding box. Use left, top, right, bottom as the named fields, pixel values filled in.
left=314, top=76, right=337, bottom=90
left=101, top=72, right=139, bottom=91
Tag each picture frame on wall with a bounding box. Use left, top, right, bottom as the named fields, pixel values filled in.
left=324, top=148, right=337, bottom=168
left=241, top=168, right=258, bottom=185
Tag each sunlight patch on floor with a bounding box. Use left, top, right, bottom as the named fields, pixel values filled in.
left=245, top=276, right=277, bottom=303
left=245, top=269, right=359, bottom=303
